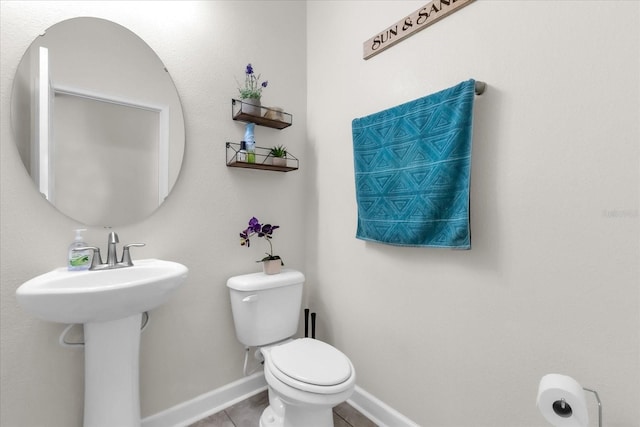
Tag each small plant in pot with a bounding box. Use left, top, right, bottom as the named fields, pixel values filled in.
left=270, top=145, right=287, bottom=167
left=240, top=216, right=283, bottom=275
left=236, top=63, right=268, bottom=100
left=236, top=63, right=268, bottom=116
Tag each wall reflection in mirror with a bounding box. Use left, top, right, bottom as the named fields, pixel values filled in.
left=11, top=17, right=185, bottom=227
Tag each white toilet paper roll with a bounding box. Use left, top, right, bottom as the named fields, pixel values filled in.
left=537, top=374, right=589, bottom=427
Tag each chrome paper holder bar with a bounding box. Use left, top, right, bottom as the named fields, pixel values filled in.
left=582, top=387, right=602, bottom=427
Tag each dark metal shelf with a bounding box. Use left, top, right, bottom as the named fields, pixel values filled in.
left=225, top=142, right=299, bottom=172
left=231, top=99, right=292, bottom=129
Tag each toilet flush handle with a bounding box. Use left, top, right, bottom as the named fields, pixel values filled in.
left=242, top=294, right=258, bottom=303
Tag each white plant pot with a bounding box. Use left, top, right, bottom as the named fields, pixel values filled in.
left=243, top=98, right=262, bottom=117
left=272, top=157, right=287, bottom=167
left=262, top=259, right=281, bottom=275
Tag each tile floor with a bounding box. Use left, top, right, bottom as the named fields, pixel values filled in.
left=188, top=390, right=378, bottom=427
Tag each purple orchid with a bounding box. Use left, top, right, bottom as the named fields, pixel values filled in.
left=240, top=217, right=283, bottom=264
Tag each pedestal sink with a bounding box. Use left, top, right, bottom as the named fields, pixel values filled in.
left=16, top=259, right=188, bottom=427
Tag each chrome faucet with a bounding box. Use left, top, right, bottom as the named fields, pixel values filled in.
left=73, top=232, right=145, bottom=271
left=107, top=231, right=119, bottom=267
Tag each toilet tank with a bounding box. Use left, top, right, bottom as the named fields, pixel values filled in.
left=227, top=269, right=304, bottom=347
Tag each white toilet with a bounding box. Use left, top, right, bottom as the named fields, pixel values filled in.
left=227, top=269, right=356, bottom=427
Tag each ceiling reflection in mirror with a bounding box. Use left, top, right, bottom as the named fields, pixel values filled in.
left=11, top=17, right=185, bottom=227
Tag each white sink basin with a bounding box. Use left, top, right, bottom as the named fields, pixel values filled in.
left=16, top=258, right=188, bottom=324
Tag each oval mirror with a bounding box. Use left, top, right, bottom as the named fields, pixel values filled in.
left=11, top=17, right=185, bottom=227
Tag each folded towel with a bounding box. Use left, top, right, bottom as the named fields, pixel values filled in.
left=351, top=79, right=476, bottom=248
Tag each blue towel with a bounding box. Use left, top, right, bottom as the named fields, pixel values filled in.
left=352, top=79, right=476, bottom=249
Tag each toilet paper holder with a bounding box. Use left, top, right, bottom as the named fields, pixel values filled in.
left=548, top=387, right=602, bottom=427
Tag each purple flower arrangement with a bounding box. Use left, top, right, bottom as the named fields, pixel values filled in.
left=237, top=63, right=268, bottom=100
left=240, top=217, right=283, bottom=264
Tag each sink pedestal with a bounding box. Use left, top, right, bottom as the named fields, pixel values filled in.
left=84, top=313, right=142, bottom=427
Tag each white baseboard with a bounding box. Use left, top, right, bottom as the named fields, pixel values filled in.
left=348, top=386, right=420, bottom=427
left=141, top=372, right=267, bottom=427
left=141, top=373, right=418, bottom=427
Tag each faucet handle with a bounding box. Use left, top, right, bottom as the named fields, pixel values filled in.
left=73, top=246, right=103, bottom=270
left=121, top=243, right=146, bottom=266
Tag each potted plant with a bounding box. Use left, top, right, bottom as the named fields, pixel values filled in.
left=236, top=63, right=268, bottom=116
left=270, top=145, right=287, bottom=167
left=240, top=216, right=283, bottom=275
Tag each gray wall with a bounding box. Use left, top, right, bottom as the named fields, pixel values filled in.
left=306, top=1, right=639, bottom=425
left=1, top=1, right=307, bottom=426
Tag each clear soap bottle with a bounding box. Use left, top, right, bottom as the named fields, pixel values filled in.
left=68, top=228, right=91, bottom=270
left=237, top=141, right=248, bottom=162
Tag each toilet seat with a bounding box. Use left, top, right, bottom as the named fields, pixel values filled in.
left=265, top=338, right=355, bottom=395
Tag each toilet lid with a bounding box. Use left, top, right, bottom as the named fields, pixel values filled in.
left=270, top=338, right=352, bottom=386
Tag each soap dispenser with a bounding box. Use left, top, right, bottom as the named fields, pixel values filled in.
left=68, top=228, right=91, bottom=271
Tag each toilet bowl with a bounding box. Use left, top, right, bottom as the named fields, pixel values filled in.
left=226, top=270, right=356, bottom=427
left=260, top=338, right=356, bottom=427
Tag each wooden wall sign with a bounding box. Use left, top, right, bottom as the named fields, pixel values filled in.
left=363, top=0, right=475, bottom=60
